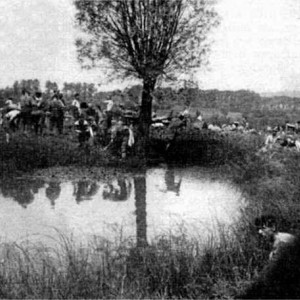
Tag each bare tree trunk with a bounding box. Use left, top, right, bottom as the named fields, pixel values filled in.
left=139, top=77, right=156, bottom=156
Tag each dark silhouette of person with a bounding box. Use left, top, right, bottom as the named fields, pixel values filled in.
left=46, top=181, right=61, bottom=208
left=164, top=168, right=182, bottom=196
left=74, top=181, right=99, bottom=203
left=102, top=178, right=132, bottom=202
left=1, top=179, right=44, bottom=208
left=49, top=94, right=65, bottom=135
left=30, top=178, right=45, bottom=194
left=13, top=182, right=34, bottom=208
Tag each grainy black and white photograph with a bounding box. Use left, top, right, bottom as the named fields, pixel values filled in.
left=0, top=0, right=300, bottom=298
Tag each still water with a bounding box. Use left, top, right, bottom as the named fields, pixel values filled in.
left=0, top=167, right=246, bottom=247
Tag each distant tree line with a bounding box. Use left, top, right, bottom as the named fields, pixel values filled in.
left=1, top=79, right=300, bottom=119
left=0, top=79, right=98, bottom=107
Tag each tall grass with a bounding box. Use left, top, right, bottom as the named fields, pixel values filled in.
left=0, top=224, right=269, bottom=299
left=150, top=128, right=264, bottom=165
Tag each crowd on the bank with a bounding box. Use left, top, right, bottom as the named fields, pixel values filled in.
left=261, top=123, right=300, bottom=153
left=151, top=106, right=256, bottom=134
left=0, top=89, right=136, bottom=158
left=1, top=89, right=300, bottom=155
left=203, top=118, right=300, bottom=153
left=152, top=106, right=300, bottom=154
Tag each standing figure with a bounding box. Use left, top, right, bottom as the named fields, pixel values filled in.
left=74, top=116, right=93, bottom=147
left=38, top=92, right=50, bottom=134
left=49, top=94, right=65, bottom=135
left=104, top=97, right=114, bottom=129
left=31, top=92, right=45, bottom=135
left=20, top=89, right=33, bottom=133
left=71, top=93, right=81, bottom=120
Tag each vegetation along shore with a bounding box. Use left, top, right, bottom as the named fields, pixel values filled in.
left=0, top=121, right=299, bottom=298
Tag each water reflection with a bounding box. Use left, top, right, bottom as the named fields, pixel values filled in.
left=134, top=175, right=147, bottom=247
left=164, top=167, right=182, bottom=196
left=73, top=181, right=99, bottom=203
left=46, top=182, right=61, bottom=208
left=103, top=178, right=132, bottom=202
left=0, top=179, right=44, bottom=208
left=0, top=167, right=246, bottom=246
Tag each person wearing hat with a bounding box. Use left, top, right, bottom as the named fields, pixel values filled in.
left=20, top=89, right=32, bottom=109
left=31, top=92, right=47, bottom=135
left=74, top=115, right=92, bottom=147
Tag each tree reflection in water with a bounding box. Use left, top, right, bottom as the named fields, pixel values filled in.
left=102, top=178, right=132, bottom=202
left=45, top=181, right=61, bottom=208
left=134, top=174, right=148, bottom=248
left=0, top=179, right=44, bottom=208
left=102, top=175, right=147, bottom=247
left=164, top=167, right=182, bottom=196
left=73, top=181, right=99, bottom=204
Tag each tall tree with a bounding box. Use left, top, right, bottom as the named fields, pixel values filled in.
left=74, top=0, right=219, bottom=142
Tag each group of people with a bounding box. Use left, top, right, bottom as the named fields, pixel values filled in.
left=0, top=89, right=66, bottom=141
left=0, top=90, right=136, bottom=158
left=150, top=109, right=256, bottom=142
left=263, top=123, right=300, bottom=153
left=4, top=90, right=300, bottom=157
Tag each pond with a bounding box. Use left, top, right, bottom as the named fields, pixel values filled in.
left=0, top=166, right=246, bottom=247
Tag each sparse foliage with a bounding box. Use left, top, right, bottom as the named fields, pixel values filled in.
left=74, top=0, right=219, bottom=139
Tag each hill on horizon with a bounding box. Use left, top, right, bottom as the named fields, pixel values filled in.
left=260, top=90, right=300, bottom=98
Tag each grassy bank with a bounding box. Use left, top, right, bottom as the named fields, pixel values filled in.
left=0, top=133, right=145, bottom=179
left=0, top=129, right=263, bottom=177
left=0, top=130, right=300, bottom=298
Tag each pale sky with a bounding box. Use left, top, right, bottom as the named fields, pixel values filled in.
left=0, top=0, right=300, bottom=93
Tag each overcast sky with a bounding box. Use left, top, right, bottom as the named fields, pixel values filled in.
left=0, top=0, right=300, bottom=93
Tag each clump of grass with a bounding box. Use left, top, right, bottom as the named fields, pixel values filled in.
left=150, top=128, right=264, bottom=166
left=228, top=148, right=300, bottom=233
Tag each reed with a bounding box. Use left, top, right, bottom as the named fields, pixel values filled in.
left=0, top=225, right=267, bottom=299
